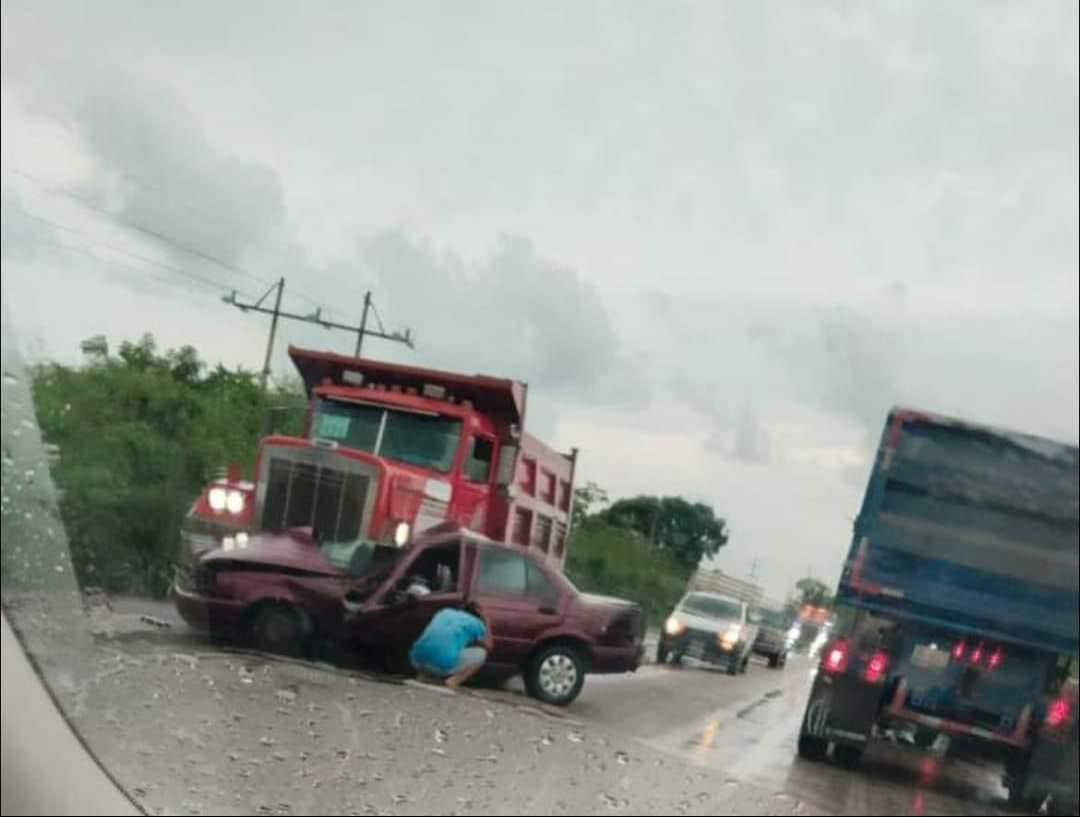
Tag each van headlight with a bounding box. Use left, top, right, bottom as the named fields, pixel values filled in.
left=664, top=616, right=685, bottom=636
left=393, top=521, right=412, bottom=546
left=720, top=626, right=742, bottom=650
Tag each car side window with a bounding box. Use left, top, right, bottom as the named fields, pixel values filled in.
left=464, top=436, right=495, bottom=482
left=476, top=548, right=527, bottom=595
left=526, top=563, right=558, bottom=603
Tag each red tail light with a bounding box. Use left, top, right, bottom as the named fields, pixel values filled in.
left=864, top=651, right=889, bottom=684
left=969, top=643, right=984, bottom=665
left=823, top=641, right=849, bottom=674
left=1045, top=697, right=1071, bottom=729
left=951, top=641, right=966, bottom=661
left=988, top=648, right=1004, bottom=670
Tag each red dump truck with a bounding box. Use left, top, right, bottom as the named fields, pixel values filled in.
left=179, top=346, right=577, bottom=569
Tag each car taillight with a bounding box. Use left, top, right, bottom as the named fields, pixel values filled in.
left=1045, top=697, right=1071, bottom=729
left=823, top=641, right=849, bottom=674
left=865, top=651, right=889, bottom=684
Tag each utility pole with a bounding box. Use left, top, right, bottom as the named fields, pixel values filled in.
left=355, top=291, right=372, bottom=357
left=258, top=278, right=284, bottom=391
left=223, top=282, right=413, bottom=390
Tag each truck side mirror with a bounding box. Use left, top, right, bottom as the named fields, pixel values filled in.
left=496, top=445, right=518, bottom=487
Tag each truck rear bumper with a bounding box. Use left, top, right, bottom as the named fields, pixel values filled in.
left=885, top=679, right=1030, bottom=748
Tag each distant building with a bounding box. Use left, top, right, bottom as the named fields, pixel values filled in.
left=688, top=568, right=763, bottom=606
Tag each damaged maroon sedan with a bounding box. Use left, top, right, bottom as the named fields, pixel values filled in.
left=173, top=524, right=644, bottom=705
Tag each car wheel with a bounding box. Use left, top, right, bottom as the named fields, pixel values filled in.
left=797, top=732, right=827, bottom=762
left=249, top=602, right=305, bottom=656
left=768, top=653, right=780, bottom=669
left=740, top=655, right=751, bottom=674
left=727, top=657, right=739, bottom=675
left=526, top=643, right=586, bottom=706
left=656, top=644, right=670, bottom=665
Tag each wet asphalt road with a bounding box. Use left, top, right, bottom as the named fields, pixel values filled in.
left=102, top=597, right=1047, bottom=816
left=575, top=655, right=1034, bottom=817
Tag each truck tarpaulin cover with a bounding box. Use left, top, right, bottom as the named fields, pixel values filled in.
left=841, top=408, right=1079, bottom=654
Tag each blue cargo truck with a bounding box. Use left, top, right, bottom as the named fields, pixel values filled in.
left=798, top=407, right=1078, bottom=813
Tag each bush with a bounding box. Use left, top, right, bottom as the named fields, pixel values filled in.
left=29, top=335, right=304, bottom=596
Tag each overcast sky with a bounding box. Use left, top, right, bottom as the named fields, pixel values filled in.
left=3, top=1, right=1077, bottom=596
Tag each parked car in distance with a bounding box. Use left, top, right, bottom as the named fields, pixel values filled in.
left=750, top=606, right=791, bottom=669
left=657, top=592, right=758, bottom=675
left=173, top=523, right=644, bottom=705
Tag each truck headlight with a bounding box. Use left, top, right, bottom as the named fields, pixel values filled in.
left=225, top=489, right=246, bottom=515
left=664, top=616, right=685, bottom=637
left=393, top=521, right=412, bottom=546
left=208, top=486, right=228, bottom=512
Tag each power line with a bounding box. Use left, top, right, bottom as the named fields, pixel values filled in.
left=223, top=284, right=414, bottom=392
left=3, top=164, right=275, bottom=288
left=6, top=163, right=377, bottom=326
left=3, top=201, right=254, bottom=297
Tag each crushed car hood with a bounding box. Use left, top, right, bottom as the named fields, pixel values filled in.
left=200, top=530, right=340, bottom=576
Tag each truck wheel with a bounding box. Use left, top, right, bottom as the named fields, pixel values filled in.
left=797, top=732, right=827, bottom=762
left=249, top=602, right=305, bottom=656
left=833, top=744, right=864, bottom=768
left=525, top=643, right=586, bottom=706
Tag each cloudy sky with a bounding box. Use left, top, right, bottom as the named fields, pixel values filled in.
left=3, top=1, right=1077, bottom=595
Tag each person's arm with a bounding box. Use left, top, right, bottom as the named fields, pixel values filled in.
left=472, top=610, right=493, bottom=651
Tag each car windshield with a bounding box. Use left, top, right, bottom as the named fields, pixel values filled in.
left=312, top=397, right=461, bottom=473
left=758, top=609, right=789, bottom=629
left=681, top=594, right=742, bottom=621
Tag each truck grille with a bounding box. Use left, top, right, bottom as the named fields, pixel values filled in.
left=260, top=451, right=374, bottom=542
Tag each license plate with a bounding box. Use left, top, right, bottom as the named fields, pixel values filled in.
left=688, top=640, right=705, bottom=659
left=912, top=644, right=949, bottom=671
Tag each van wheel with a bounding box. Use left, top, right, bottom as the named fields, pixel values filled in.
left=525, top=643, right=586, bottom=706
left=797, top=732, right=827, bottom=762
left=249, top=602, right=305, bottom=656
left=833, top=744, right=864, bottom=768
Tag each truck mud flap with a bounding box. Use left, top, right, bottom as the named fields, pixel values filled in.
left=803, top=673, right=882, bottom=747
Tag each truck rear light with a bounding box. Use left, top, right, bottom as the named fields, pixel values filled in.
left=987, top=647, right=1004, bottom=670
left=969, top=643, right=984, bottom=665
left=864, top=651, right=889, bottom=684
left=951, top=641, right=966, bottom=661
left=1045, top=697, right=1071, bottom=729
left=822, top=641, right=849, bottom=674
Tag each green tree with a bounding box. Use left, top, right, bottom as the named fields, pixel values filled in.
left=571, top=480, right=609, bottom=529
left=601, top=495, right=728, bottom=572
left=30, top=335, right=304, bottom=595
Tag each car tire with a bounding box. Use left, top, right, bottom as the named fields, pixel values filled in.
left=833, top=744, right=864, bottom=768
left=768, top=653, right=781, bottom=669
left=525, top=643, right=586, bottom=706
left=797, top=732, right=827, bottom=762
left=727, top=658, right=739, bottom=675
left=656, top=645, right=670, bottom=665
left=249, top=602, right=305, bottom=656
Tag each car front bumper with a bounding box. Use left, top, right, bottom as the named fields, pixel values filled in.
left=660, top=631, right=740, bottom=667
left=172, top=582, right=246, bottom=636
left=591, top=642, right=645, bottom=674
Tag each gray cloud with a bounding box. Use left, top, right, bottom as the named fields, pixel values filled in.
left=363, top=231, right=644, bottom=405
left=705, top=409, right=772, bottom=465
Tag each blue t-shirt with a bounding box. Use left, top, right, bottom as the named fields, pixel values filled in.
left=409, top=609, right=487, bottom=673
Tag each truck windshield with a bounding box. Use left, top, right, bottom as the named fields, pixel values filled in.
left=681, top=593, right=742, bottom=620
left=311, top=398, right=462, bottom=473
